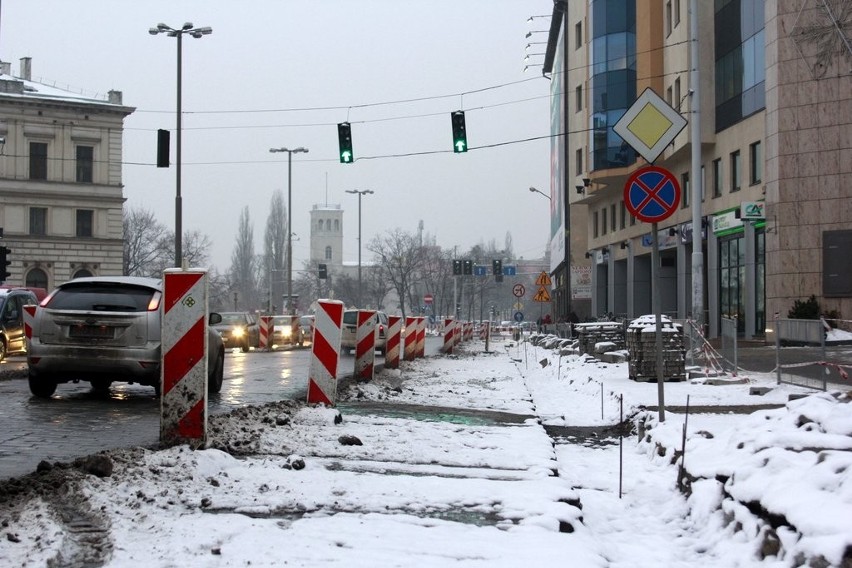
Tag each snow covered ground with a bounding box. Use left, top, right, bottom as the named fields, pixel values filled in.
left=0, top=333, right=850, bottom=567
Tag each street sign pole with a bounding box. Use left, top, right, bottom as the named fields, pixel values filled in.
left=651, top=222, right=666, bottom=422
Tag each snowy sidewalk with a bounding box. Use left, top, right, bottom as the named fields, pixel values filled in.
left=0, top=336, right=850, bottom=567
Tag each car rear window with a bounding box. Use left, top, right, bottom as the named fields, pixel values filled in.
left=47, top=284, right=156, bottom=312
left=343, top=311, right=357, bottom=325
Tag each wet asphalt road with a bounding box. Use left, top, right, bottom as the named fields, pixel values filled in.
left=0, top=347, right=342, bottom=480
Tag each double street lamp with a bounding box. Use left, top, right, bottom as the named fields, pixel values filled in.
left=269, top=147, right=309, bottom=315
left=345, top=189, right=374, bottom=308
left=149, top=22, right=213, bottom=268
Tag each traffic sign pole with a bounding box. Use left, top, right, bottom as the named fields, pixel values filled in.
left=651, top=222, right=666, bottom=422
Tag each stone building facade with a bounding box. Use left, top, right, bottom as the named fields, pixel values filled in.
left=0, top=58, right=134, bottom=291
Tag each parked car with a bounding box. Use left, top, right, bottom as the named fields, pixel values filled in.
left=212, top=311, right=260, bottom=352
left=271, top=315, right=303, bottom=347
left=341, top=309, right=389, bottom=354
left=26, top=276, right=225, bottom=398
left=0, top=288, right=40, bottom=361
left=299, top=315, right=315, bottom=344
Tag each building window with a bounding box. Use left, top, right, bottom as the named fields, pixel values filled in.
left=714, top=0, right=765, bottom=130
left=575, top=85, right=583, bottom=112
left=610, top=204, right=616, bottom=233
left=730, top=150, right=741, bottom=192
left=620, top=202, right=626, bottom=230
left=749, top=141, right=762, bottom=185
left=593, top=211, right=599, bottom=238
left=324, top=246, right=332, bottom=260
left=681, top=172, right=690, bottom=208
left=317, top=220, right=323, bottom=231
left=76, top=209, right=93, bottom=237
left=26, top=268, right=48, bottom=289
left=602, top=207, right=608, bottom=235
left=73, top=268, right=93, bottom=279
left=334, top=219, right=340, bottom=231
left=575, top=21, right=583, bottom=49
left=674, top=0, right=681, bottom=26
left=29, top=142, right=47, bottom=180
left=29, top=207, right=47, bottom=236
left=76, top=145, right=93, bottom=183
left=674, top=77, right=681, bottom=110
left=665, top=0, right=672, bottom=36
left=325, top=220, right=331, bottom=231
left=667, top=86, right=673, bottom=106
left=712, top=158, right=722, bottom=197
left=576, top=148, right=583, bottom=175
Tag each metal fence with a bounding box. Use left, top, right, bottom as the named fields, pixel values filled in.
left=720, top=317, right=738, bottom=375
left=775, top=318, right=827, bottom=391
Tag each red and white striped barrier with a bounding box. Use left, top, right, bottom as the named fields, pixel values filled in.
left=385, top=315, right=402, bottom=369
left=23, top=304, right=36, bottom=347
left=416, top=317, right=426, bottom=358
left=307, top=300, right=344, bottom=405
left=404, top=316, right=417, bottom=361
left=259, top=315, right=272, bottom=350
left=355, top=309, right=377, bottom=380
left=443, top=318, right=455, bottom=353
left=479, top=322, right=488, bottom=339
left=160, top=269, right=209, bottom=448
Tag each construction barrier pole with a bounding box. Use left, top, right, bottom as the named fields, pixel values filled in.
left=416, top=316, right=426, bottom=358
left=404, top=316, right=417, bottom=361
left=355, top=309, right=377, bottom=380
left=259, top=315, right=272, bottom=351
left=307, top=300, right=344, bottom=405
left=385, top=315, right=402, bottom=369
left=161, top=268, right=209, bottom=448
left=443, top=318, right=455, bottom=353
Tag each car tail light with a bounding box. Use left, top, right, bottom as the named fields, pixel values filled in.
left=40, top=289, right=60, bottom=307
left=148, top=291, right=162, bottom=311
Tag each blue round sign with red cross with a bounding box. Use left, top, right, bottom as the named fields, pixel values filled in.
left=623, top=166, right=681, bottom=224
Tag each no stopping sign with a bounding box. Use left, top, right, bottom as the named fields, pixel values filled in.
left=623, top=166, right=681, bottom=224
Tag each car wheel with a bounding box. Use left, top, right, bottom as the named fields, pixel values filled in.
left=0, top=338, right=6, bottom=363
left=208, top=350, right=224, bottom=394
left=241, top=339, right=250, bottom=353
left=90, top=379, right=112, bottom=393
left=28, top=373, right=57, bottom=398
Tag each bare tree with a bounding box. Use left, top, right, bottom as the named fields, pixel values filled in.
left=229, top=207, right=258, bottom=312
left=263, top=191, right=287, bottom=314
left=123, top=206, right=169, bottom=276
left=367, top=228, right=425, bottom=319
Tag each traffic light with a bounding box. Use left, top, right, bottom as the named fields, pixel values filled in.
left=0, top=246, right=11, bottom=282
left=452, top=259, right=462, bottom=276
left=450, top=111, right=467, bottom=153
left=318, top=263, right=327, bottom=279
left=157, top=129, right=170, bottom=168
left=463, top=259, right=472, bottom=275
left=337, top=122, right=354, bottom=163
left=492, top=259, right=502, bottom=275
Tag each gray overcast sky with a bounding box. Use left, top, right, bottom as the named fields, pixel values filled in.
left=2, top=0, right=555, bottom=271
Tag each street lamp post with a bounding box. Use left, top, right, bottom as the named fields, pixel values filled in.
left=345, top=189, right=374, bottom=307
left=149, top=22, right=213, bottom=268
left=269, top=147, right=309, bottom=315
left=529, top=186, right=551, bottom=201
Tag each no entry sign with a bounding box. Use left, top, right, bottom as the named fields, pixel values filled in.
left=623, top=165, right=681, bottom=224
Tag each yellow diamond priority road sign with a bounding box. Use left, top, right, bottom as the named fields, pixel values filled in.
left=613, top=87, right=687, bottom=164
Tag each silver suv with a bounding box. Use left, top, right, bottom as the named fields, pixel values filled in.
left=27, top=276, right=225, bottom=398
left=341, top=309, right=388, bottom=354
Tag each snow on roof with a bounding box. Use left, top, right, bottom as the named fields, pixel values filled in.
left=0, top=72, right=130, bottom=109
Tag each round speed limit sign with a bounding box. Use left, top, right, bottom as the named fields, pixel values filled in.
left=512, top=284, right=525, bottom=297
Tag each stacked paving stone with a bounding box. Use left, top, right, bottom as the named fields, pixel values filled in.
left=626, top=315, right=686, bottom=382
left=575, top=322, right=626, bottom=355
